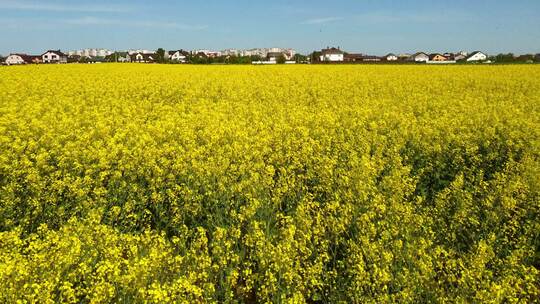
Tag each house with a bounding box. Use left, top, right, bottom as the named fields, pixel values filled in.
left=411, top=52, right=429, bottom=62
left=320, top=47, right=344, bottom=62
left=454, top=53, right=467, bottom=61
left=344, top=53, right=363, bottom=62
left=429, top=54, right=448, bottom=61
left=267, top=52, right=285, bottom=62
left=168, top=50, right=188, bottom=63
left=42, top=50, right=67, bottom=63
left=130, top=52, right=156, bottom=63
left=384, top=53, right=398, bottom=61
left=360, top=55, right=381, bottom=62
left=535, top=54, right=540, bottom=62
left=398, top=54, right=412, bottom=61
left=107, top=52, right=130, bottom=63
left=67, top=55, right=81, bottom=63
left=442, top=53, right=455, bottom=60
left=5, top=54, right=41, bottom=65
left=466, top=51, right=487, bottom=62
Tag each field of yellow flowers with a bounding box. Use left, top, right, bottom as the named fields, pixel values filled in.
left=0, top=64, right=539, bottom=303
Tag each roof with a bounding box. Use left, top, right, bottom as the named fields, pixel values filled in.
left=267, top=52, right=284, bottom=57
left=360, top=55, right=381, bottom=60
left=42, top=50, right=67, bottom=57
left=385, top=53, right=397, bottom=57
left=9, top=53, right=40, bottom=63
left=429, top=53, right=446, bottom=59
left=413, top=52, right=429, bottom=57
left=466, top=51, right=486, bottom=59
left=130, top=52, right=156, bottom=60
left=168, top=50, right=189, bottom=56
left=344, top=53, right=363, bottom=59
left=322, top=47, right=344, bottom=55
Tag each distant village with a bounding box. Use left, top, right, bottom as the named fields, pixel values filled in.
left=2, top=47, right=540, bottom=65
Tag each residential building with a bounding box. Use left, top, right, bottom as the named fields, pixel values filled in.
left=411, top=52, right=429, bottom=62
left=384, top=53, right=398, bottom=61
left=429, top=54, right=448, bottom=61
left=5, top=54, right=40, bottom=65
left=116, top=52, right=131, bottom=63
left=320, top=47, right=344, bottom=62
left=168, top=50, right=189, bottom=62
left=344, top=53, right=364, bottom=62
left=466, top=51, right=488, bottom=62
left=128, top=49, right=154, bottom=55
left=267, top=52, right=282, bottom=61
left=130, top=52, right=156, bottom=63
left=69, top=49, right=113, bottom=58
left=398, top=54, right=412, bottom=61
left=193, top=50, right=221, bottom=58
left=442, top=53, right=455, bottom=60
left=42, top=50, right=67, bottom=63
left=454, top=53, right=467, bottom=61
left=221, top=49, right=240, bottom=56
left=67, top=55, right=82, bottom=63
left=360, top=55, right=382, bottom=62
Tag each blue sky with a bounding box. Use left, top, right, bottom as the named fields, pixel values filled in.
left=1, top=0, right=539, bottom=55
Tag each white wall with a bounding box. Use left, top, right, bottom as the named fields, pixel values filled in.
left=170, top=52, right=186, bottom=62
left=42, top=52, right=66, bottom=63
left=320, top=54, right=344, bottom=62
left=415, top=54, right=429, bottom=62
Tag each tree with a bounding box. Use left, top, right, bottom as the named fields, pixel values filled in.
left=250, top=55, right=262, bottom=62
left=310, top=51, right=322, bottom=63
left=293, top=54, right=307, bottom=63
left=494, top=53, right=515, bottom=63
left=156, top=48, right=166, bottom=63
left=276, top=55, right=286, bottom=64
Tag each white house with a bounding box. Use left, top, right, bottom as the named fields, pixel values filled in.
left=454, top=54, right=467, bottom=61
left=42, top=50, right=67, bottom=63
left=130, top=52, right=156, bottom=63
left=320, top=47, right=344, bottom=62
left=168, top=50, right=188, bottom=63
left=384, top=53, right=398, bottom=61
left=5, top=54, right=40, bottom=65
left=412, top=52, right=429, bottom=62
left=5, top=54, right=29, bottom=65
left=467, top=51, right=488, bottom=62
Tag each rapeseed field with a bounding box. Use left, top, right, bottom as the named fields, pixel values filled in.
left=0, top=64, right=539, bottom=303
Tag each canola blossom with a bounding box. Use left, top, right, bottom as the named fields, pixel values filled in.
left=0, top=64, right=539, bottom=303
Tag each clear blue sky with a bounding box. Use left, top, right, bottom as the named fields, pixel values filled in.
left=1, top=0, right=539, bottom=56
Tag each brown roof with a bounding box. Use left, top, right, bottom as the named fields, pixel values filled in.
left=10, top=54, right=40, bottom=63
left=168, top=50, right=189, bottom=56
left=429, top=53, right=446, bottom=60
left=130, top=53, right=156, bottom=61
left=322, top=47, right=344, bottom=55
left=42, top=50, right=67, bottom=57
